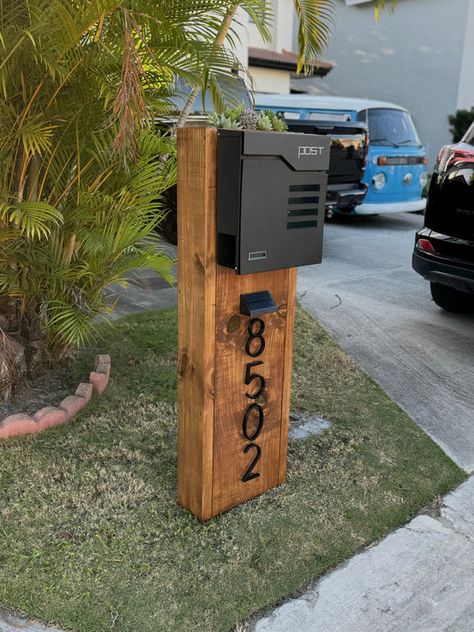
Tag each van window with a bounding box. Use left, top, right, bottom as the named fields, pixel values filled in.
left=360, top=108, right=420, bottom=147
left=308, top=112, right=352, bottom=122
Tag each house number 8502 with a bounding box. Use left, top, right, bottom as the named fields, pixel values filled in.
left=241, top=318, right=266, bottom=483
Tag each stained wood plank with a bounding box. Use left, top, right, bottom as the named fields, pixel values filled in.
left=177, top=127, right=217, bottom=521
left=212, top=267, right=295, bottom=516
left=278, top=267, right=297, bottom=484
left=177, top=127, right=296, bottom=521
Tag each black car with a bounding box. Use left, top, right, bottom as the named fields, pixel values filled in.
left=412, top=123, right=474, bottom=313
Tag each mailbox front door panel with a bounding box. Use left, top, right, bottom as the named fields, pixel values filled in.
left=211, top=266, right=294, bottom=516
left=239, top=160, right=326, bottom=275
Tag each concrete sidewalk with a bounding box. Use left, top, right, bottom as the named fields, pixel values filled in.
left=0, top=610, right=64, bottom=632
left=103, top=236, right=178, bottom=319
left=255, top=476, right=474, bottom=632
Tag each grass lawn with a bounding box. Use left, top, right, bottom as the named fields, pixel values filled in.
left=0, top=307, right=465, bottom=632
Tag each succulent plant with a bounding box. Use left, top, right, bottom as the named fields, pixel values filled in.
left=222, top=116, right=242, bottom=129
left=208, top=104, right=288, bottom=133
left=240, top=108, right=259, bottom=130
left=207, top=112, right=222, bottom=127
left=271, top=116, right=288, bottom=132
left=225, top=103, right=244, bottom=123
left=261, top=109, right=288, bottom=132
left=207, top=112, right=242, bottom=129
left=256, top=112, right=273, bottom=131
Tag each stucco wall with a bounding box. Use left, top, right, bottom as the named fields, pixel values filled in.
left=250, top=66, right=291, bottom=94
left=273, top=0, right=294, bottom=52
left=248, top=0, right=294, bottom=51
left=457, top=0, right=474, bottom=110
left=292, top=0, right=471, bottom=166
left=233, top=6, right=250, bottom=70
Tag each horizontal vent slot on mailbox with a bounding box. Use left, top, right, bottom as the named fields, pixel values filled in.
left=288, top=208, right=319, bottom=217
left=288, top=196, right=319, bottom=205
left=287, top=220, right=318, bottom=230
left=289, top=184, right=320, bottom=192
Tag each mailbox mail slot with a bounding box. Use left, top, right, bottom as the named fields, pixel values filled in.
left=217, top=129, right=330, bottom=274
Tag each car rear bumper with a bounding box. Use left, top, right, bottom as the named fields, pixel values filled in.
left=355, top=198, right=427, bottom=215
left=412, top=250, right=474, bottom=294
left=326, top=184, right=367, bottom=210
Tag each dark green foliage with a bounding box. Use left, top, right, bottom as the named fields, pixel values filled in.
left=449, top=108, right=474, bottom=143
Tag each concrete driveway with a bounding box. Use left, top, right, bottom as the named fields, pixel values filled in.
left=297, top=212, right=474, bottom=472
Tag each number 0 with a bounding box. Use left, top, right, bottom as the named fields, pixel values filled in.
left=242, top=403, right=264, bottom=441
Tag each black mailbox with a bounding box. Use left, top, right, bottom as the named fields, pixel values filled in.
left=217, top=129, right=330, bottom=275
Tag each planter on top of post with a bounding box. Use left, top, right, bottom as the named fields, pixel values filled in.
left=177, top=124, right=330, bottom=522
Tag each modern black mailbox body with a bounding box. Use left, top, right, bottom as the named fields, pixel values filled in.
left=217, top=129, right=330, bottom=275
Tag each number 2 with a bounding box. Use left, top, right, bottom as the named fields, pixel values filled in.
left=241, top=443, right=261, bottom=482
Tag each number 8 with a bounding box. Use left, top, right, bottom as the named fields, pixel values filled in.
left=245, top=318, right=265, bottom=357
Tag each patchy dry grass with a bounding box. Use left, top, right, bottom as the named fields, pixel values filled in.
left=0, top=307, right=465, bottom=632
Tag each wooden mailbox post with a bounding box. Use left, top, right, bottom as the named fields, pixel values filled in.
left=177, top=126, right=328, bottom=521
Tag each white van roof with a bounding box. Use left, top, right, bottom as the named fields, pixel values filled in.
left=254, top=93, right=408, bottom=113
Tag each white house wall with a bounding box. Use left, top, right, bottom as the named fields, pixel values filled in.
left=248, top=0, right=294, bottom=51
left=251, top=66, right=291, bottom=93
left=232, top=6, right=250, bottom=70
left=273, top=0, right=294, bottom=52
left=292, top=0, right=471, bottom=165
left=457, top=0, right=474, bottom=110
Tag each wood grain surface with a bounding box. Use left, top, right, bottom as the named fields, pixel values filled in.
left=177, top=127, right=217, bottom=521
left=212, top=267, right=296, bottom=516
left=177, top=127, right=296, bottom=521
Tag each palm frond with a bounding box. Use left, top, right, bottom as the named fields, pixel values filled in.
left=293, top=0, right=335, bottom=74
left=374, top=0, right=398, bottom=21
left=3, top=201, right=63, bottom=239
left=0, top=0, right=272, bottom=359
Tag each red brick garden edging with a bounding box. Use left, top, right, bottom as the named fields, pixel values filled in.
left=0, top=354, right=111, bottom=440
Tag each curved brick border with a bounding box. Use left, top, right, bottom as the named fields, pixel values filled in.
left=0, top=354, right=111, bottom=440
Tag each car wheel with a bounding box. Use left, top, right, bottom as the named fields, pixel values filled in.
left=430, top=282, right=474, bottom=313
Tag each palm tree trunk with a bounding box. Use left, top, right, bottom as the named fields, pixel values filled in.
left=175, top=3, right=240, bottom=129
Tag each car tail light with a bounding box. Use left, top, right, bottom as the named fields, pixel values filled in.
left=437, top=145, right=474, bottom=172
left=417, top=238, right=436, bottom=253
left=363, top=132, right=369, bottom=169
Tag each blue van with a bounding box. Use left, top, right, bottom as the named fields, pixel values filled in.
left=255, top=94, right=428, bottom=216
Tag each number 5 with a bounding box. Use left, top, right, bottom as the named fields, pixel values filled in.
left=245, top=361, right=265, bottom=399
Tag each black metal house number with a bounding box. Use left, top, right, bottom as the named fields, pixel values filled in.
left=241, top=318, right=266, bottom=482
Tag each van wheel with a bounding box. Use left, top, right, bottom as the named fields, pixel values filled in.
left=430, top=282, right=474, bottom=313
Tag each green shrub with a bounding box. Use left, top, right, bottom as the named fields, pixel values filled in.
left=0, top=1, right=250, bottom=363
left=448, top=107, right=474, bottom=143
